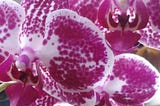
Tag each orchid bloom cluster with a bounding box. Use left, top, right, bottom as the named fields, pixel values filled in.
left=0, top=0, right=160, bottom=106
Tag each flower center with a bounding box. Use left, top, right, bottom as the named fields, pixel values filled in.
left=12, top=47, right=38, bottom=85
left=118, top=13, right=130, bottom=29
left=15, top=47, right=35, bottom=71
left=11, top=63, right=39, bottom=85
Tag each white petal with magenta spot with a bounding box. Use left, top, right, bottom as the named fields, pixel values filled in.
left=104, top=53, right=160, bottom=105
left=37, top=9, right=114, bottom=91
left=0, top=0, right=25, bottom=54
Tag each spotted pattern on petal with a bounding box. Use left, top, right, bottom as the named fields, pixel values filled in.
left=21, top=0, right=68, bottom=37
left=30, top=91, right=59, bottom=106
left=139, top=22, right=160, bottom=50
left=0, top=48, right=9, bottom=63
left=39, top=9, right=114, bottom=91
left=0, top=0, right=24, bottom=54
left=20, top=0, right=68, bottom=49
left=68, top=0, right=104, bottom=22
left=105, top=53, right=160, bottom=105
left=40, top=65, right=97, bottom=106
left=146, top=0, right=160, bottom=31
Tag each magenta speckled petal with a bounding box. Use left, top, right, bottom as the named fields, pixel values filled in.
left=20, top=0, right=68, bottom=49
left=0, top=0, right=24, bottom=54
left=38, top=9, right=114, bottom=91
left=104, top=53, right=160, bottom=105
left=138, top=22, right=160, bottom=50
left=39, top=65, right=97, bottom=106
left=145, top=0, right=160, bottom=32
left=69, top=0, right=104, bottom=22
left=30, top=90, right=59, bottom=106
left=0, top=48, right=14, bottom=81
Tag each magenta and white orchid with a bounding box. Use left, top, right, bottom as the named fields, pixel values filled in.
left=97, top=0, right=160, bottom=54
left=0, top=0, right=160, bottom=106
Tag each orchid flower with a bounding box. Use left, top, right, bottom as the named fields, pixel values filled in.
left=102, top=53, right=160, bottom=105
left=69, top=0, right=160, bottom=54
left=97, top=0, right=147, bottom=54
left=0, top=0, right=67, bottom=105
left=93, top=54, right=160, bottom=106
left=67, top=1, right=160, bottom=105
left=98, top=0, right=160, bottom=54
left=0, top=0, right=114, bottom=106
left=0, top=0, right=160, bottom=106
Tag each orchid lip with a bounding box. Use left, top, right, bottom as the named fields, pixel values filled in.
left=10, top=64, right=39, bottom=85
left=118, top=13, right=130, bottom=30
left=8, top=47, right=39, bottom=85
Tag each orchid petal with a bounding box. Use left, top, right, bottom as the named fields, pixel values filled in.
left=69, top=0, right=104, bottom=22
left=96, top=91, right=112, bottom=106
left=144, top=0, right=160, bottom=32
left=104, top=53, right=160, bottom=105
left=54, top=102, right=74, bottom=106
left=0, top=0, right=24, bottom=54
left=0, top=48, right=10, bottom=64
left=132, top=0, right=149, bottom=30
left=95, top=92, right=144, bottom=106
left=30, top=90, right=59, bottom=106
left=39, top=64, right=97, bottom=106
left=106, top=30, right=140, bottom=54
left=0, top=49, right=13, bottom=81
left=20, top=0, right=68, bottom=50
left=6, top=83, right=39, bottom=106
left=138, top=22, right=160, bottom=50
left=112, top=0, right=135, bottom=12
left=145, top=85, right=160, bottom=106
left=98, top=0, right=112, bottom=28
left=110, top=100, right=144, bottom=106
left=37, top=9, right=114, bottom=91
